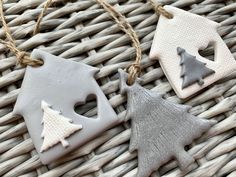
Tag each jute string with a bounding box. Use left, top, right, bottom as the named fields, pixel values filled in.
left=95, top=0, right=142, bottom=85
left=33, top=0, right=53, bottom=35
left=96, top=0, right=172, bottom=84
left=149, top=0, right=173, bottom=19
left=0, top=0, right=53, bottom=67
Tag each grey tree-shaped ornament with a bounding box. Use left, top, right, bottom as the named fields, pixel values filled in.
left=118, top=69, right=216, bottom=177
left=177, top=47, right=215, bottom=89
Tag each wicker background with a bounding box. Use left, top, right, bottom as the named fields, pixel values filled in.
left=0, top=0, right=236, bottom=176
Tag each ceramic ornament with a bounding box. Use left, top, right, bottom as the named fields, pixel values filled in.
left=13, top=49, right=118, bottom=164
left=40, top=100, right=82, bottom=152
left=177, top=47, right=215, bottom=89
left=119, top=69, right=216, bottom=177
left=150, top=5, right=236, bottom=99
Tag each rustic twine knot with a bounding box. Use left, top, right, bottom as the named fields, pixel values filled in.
left=16, top=51, right=27, bottom=65
left=0, top=0, right=49, bottom=68
left=15, top=50, right=43, bottom=67
left=1, top=40, right=43, bottom=67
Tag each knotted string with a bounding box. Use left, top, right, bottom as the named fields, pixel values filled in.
left=96, top=0, right=173, bottom=85
left=0, top=0, right=53, bottom=67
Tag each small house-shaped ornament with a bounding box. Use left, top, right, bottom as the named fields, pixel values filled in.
left=13, top=50, right=118, bottom=164
left=150, top=6, right=236, bottom=99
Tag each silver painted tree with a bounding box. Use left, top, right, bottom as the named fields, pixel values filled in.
left=177, top=47, right=215, bottom=89
left=119, top=69, right=216, bottom=177
left=40, top=100, right=82, bottom=152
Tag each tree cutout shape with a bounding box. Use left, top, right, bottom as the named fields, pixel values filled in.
left=40, top=100, right=82, bottom=152
left=177, top=47, right=215, bottom=89
left=119, top=69, right=216, bottom=177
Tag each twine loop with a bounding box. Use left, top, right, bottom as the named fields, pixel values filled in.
left=16, top=51, right=27, bottom=66
left=15, top=51, right=43, bottom=67
left=95, top=0, right=143, bottom=85
left=16, top=51, right=26, bottom=61
left=0, top=0, right=51, bottom=67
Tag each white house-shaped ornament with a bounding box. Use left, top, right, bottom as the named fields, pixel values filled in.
left=150, top=6, right=236, bottom=99
left=13, top=50, right=118, bottom=164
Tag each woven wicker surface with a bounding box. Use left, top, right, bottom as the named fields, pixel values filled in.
left=0, top=0, right=236, bottom=176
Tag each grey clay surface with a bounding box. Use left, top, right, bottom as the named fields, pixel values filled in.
left=13, top=50, right=118, bottom=164
left=119, top=69, right=216, bottom=177
left=177, top=47, right=215, bottom=89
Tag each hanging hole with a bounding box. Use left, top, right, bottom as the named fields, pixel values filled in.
left=198, top=42, right=215, bottom=61
left=74, top=94, right=98, bottom=119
